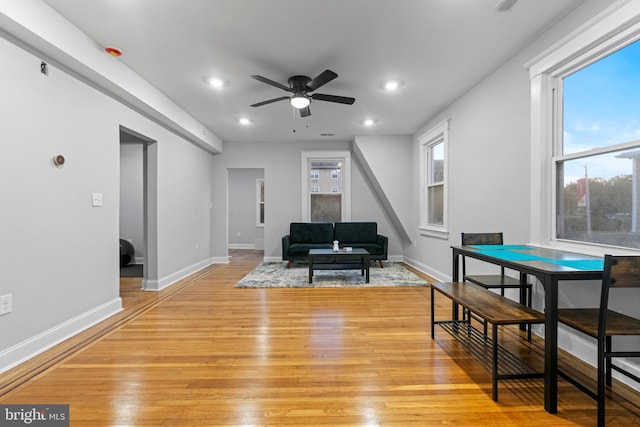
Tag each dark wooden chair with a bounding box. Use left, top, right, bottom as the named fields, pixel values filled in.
left=461, top=232, right=533, bottom=338
left=558, top=254, right=640, bottom=427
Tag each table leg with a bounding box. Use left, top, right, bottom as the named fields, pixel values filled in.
left=365, top=255, right=370, bottom=283
left=308, top=256, right=313, bottom=284
left=544, top=276, right=558, bottom=414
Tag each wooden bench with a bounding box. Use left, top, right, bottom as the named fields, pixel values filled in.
left=430, top=281, right=545, bottom=401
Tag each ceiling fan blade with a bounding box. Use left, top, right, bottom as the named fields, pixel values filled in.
left=300, top=106, right=311, bottom=117
left=251, top=75, right=292, bottom=92
left=250, top=96, right=289, bottom=107
left=306, top=70, right=338, bottom=92
left=311, top=93, right=356, bottom=105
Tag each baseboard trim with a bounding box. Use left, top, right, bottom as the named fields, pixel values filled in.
left=401, top=255, right=448, bottom=282
left=144, top=258, right=215, bottom=291
left=228, top=244, right=256, bottom=250
left=0, top=298, right=123, bottom=374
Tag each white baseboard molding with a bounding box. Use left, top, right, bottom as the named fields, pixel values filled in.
left=0, top=297, right=123, bottom=374
left=228, top=243, right=256, bottom=250
left=263, top=256, right=281, bottom=263
left=144, top=257, right=215, bottom=291
left=559, top=326, right=640, bottom=392
left=401, top=255, right=448, bottom=282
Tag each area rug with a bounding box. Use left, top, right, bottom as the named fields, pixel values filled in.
left=235, top=262, right=429, bottom=288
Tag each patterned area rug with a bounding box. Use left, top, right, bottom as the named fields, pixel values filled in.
left=235, top=262, right=429, bottom=288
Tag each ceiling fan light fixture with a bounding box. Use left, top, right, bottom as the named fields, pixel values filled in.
left=290, top=93, right=310, bottom=109
left=384, top=80, right=399, bottom=91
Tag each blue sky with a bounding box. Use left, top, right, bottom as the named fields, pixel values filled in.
left=562, top=38, right=640, bottom=182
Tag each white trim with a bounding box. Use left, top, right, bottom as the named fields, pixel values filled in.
left=526, top=0, right=640, bottom=79
left=418, top=119, right=450, bottom=234
left=300, top=150, right=351, bottom=221
left=0, top=298, right=122, bottom=374
left=144, top=258, right=214, bottom=291
left=228, top=243, right=256, bottom=250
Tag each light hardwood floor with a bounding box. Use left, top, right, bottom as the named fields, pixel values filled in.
left=1, top=250, right=639, bottom=426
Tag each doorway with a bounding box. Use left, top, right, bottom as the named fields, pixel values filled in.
left=119, top=126, right=158, bottom=291
left=228, top=168, right=265, bottom=251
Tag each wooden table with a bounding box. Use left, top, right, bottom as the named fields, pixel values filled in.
left=308, top=248, right=370, bottom=284
left=451, top=244, right=603, bottom=414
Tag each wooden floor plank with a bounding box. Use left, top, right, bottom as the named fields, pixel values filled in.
left=1, top=249, right=639, bottom=426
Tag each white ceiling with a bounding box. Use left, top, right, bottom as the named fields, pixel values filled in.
left=41, top=0, right=583, bottom=143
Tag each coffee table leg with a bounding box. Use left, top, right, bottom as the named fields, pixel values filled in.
left=308, top=256, right=313, bottom=283
left=365, top=256, right=370, bottom=283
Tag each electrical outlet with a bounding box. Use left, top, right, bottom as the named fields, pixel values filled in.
left=0, top=294, right=12, bottom=315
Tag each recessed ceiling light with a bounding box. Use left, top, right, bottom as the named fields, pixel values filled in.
left=209, top=77, right=225, bottom=88
left=364, top=119, right=375, bottom=126
left=238, top=117, right=252, bottom=126
left=384, top=80, right=400, bottom=91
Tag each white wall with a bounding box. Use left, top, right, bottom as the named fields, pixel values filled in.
left=0, top=32, right=215, bottom=371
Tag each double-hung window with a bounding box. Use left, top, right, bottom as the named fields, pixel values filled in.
left=301, top=151, right=351, bottom=222
left=419, top=119, right=449, bottom=238
left=529, top=2, right=640, bottom=251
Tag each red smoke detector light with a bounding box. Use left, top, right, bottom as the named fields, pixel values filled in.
left=104, top=47, right=123, bottom=57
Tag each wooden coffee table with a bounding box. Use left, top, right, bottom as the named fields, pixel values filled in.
left=308, top=248, right=370, bottom=284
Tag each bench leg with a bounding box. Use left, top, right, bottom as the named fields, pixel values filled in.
left=430, top=286, right=435, bottom=339
left=492, top=323, right=499, bottom=401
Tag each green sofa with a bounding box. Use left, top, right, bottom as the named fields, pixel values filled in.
left=282, top=222, right=388, bottom=268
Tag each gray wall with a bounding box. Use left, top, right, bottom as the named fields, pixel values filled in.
left=119, top=143, right=144, bottom=262
left=0, top=32, right=215, bottom=372
left=211, top=141, right=403, bottom=262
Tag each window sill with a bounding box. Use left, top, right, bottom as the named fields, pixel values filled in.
left=419, top=226, right=449, bottom=240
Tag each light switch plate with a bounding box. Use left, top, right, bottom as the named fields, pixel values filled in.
left=92, top=193, right=103, bottom=207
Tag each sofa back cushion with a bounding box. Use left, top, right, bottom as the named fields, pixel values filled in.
left=289, top=222, right=334, bottom=244
left=334, top=222, right=378, bottom=244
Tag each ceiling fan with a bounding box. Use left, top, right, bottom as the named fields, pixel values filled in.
left=250, top=69, right=355, bottom=117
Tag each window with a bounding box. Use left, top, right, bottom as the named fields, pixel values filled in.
left=256, top=179, right=264, bottom=227
left=301, top=151, right=351, bottom=222
left=529, top=2, right=640, bottom=252
left=556, top=40, right=640, bottom=248
left=419, top=120, right=450, bottom=238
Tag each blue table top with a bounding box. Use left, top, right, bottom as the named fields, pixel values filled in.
left=466, top=245, right=604, bottom=271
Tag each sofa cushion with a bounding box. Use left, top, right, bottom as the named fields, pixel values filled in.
left=287, top=243, right=333, bottom=258
left=356, top=243, right=384, bottom=256
left=289, top=222, right=334, bottom=244
left=334, top=222, right=378, bottom=244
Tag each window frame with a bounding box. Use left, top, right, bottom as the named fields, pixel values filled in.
left=301, top=150, right=351, bottom=222
left=418, top=119, right=450, bottom=239
left=527, top=1, right=640, bottom=255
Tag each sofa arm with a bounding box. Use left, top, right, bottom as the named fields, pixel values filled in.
left=377, top=234, right=388, bottom=260
left=282, top=235, right=291, bottom=261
